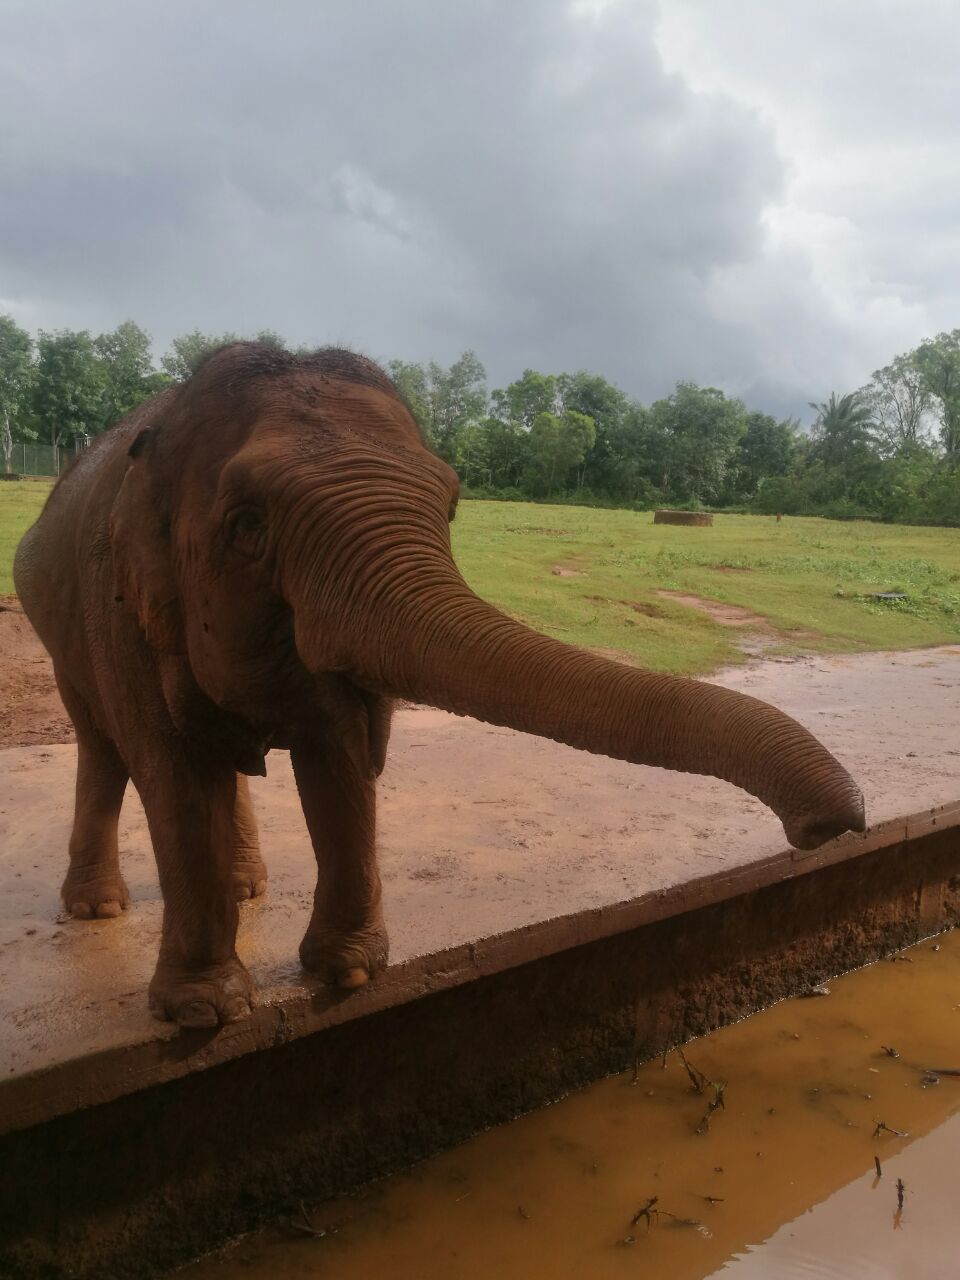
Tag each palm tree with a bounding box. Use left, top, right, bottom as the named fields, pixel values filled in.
left=808, top=391, right=874, bottom=470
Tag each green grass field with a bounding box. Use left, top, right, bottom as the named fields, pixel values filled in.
left=450, top=501, right=960, bottom=674
left=0, top=479, right=53, bottom=596
left=3, top=483, right=958, bottom=673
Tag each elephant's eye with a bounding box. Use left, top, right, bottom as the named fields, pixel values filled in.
left=226, top=505, right=266, bottom=553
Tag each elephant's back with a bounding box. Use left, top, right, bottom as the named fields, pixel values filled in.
left=14, top=393, right=171, bottom=640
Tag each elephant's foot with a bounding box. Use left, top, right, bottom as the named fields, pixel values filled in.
left=232, top=854, right=268, bottom=901
left=61, top=865, right=130, bottom=920
left=299, top=917, right=389, bottom=990
left=148, top=954, right=256, bottom=1028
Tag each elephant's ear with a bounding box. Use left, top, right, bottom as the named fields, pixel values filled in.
left=109, top=428, right=184, bottom=653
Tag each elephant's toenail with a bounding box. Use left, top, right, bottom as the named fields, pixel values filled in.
left=178, top=1001, right=219, bottom=1029
left=222, top=997, right=251, bottom=1022
left=337, top=967, right=370, bottom=990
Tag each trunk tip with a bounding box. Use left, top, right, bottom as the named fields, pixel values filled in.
left=784, top=789, right=866, bottom=851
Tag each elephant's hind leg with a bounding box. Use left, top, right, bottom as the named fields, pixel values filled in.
left=58, top=678, right=131, bottom=920
left=231, top=773, right=268, bottom=901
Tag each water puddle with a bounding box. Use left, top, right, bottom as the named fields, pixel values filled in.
left=183, top=930, right=960, bottom=1279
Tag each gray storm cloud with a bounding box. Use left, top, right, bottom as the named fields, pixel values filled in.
left=1, top=0, right=956, bottom=420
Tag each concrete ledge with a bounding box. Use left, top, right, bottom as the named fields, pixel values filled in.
left=2, top=798, right=958, bottom=1140
left=1, top=810, right=958, bottom=1279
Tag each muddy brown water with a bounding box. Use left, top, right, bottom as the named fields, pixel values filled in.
left=182, top=929, right=960, bottom=1280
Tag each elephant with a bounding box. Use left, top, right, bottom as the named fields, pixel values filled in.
left=14, top=343, right=865, bottom=1029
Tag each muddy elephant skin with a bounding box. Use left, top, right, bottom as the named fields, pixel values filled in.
left=14, top=344, right=865, bottom=1028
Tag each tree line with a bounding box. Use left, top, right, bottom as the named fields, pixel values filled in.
left=1, top=316, right=958, bottom=523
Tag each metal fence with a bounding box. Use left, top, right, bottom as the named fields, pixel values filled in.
left=3, top=441, right=86, bottom=477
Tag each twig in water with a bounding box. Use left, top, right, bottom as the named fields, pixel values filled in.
left=517, top=1205, right=531, bottom=1221
left=926, top=1067, right=960, bottom=1076
left=677, top=1047, right=710, bottom=1095
left=875, top=1156, right=882, bottom=1178
left=880, top=1045, right=900, bottom=1058
left=873, top=1121, right=908, bottom=1139
left=291, top=1202, right=339, bottom=1239
left=630, top=1197, right=659, bottom=1229
left=896, top=1178, right=905, bottom=1211
left=702, top=1195, right=725, bottom=1205
left=696, top=1080, right=727, bottom=1135
left=659, top=1210, right=707, bottom=1230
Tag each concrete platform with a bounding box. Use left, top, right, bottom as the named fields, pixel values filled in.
left=1, top=647, right=959, bottom=1277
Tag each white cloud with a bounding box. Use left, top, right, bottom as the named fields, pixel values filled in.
left=656, top=0, right=960, bottom=411
left=0, top=0, right=955, bottom=421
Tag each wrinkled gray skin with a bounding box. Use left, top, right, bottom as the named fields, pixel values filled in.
left=14, top=344, right=866, bottom=1028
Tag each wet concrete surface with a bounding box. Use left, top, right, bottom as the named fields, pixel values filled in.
left=0, top=646, right=958, bottom=1122
left=181, top=928, right=960, bottom=1280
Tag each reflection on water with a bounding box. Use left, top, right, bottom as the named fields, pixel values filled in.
left=184, top=930, right=960, bottom=1280
left=709, top=1111, right=960, bottom=1279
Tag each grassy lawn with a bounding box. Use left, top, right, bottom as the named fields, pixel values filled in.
left=452, top=501, right=960, bottom=675
left=0, top=479, right=52, bottom=594
left=3, top=483, right=958, bottom=673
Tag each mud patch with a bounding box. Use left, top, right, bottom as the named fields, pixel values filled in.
left=551, top=565, right=583, bottom=578
left=655, top=590, right=769, bottom=629
left=585, top=595, right=664, bottom=621
left=505, top=527, right=574, bottom=537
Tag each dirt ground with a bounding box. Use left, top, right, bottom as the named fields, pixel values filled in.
left=0, top=598, right=74, bottom=748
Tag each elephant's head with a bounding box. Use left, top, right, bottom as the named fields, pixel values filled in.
left=111, top=342, right=865, bottom=850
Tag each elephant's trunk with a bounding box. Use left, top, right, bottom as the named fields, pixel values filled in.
left=290, top=521, right=865, bottom=851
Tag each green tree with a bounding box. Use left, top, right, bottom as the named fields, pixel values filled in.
left=807, top=391, right=875, bottom=470
left=33, top=330, right=105, bottom=455
left=732, top=412, right=800, bottom=500
left=94, top=320, right=165, bottom=427
left=524, top=409, right=596, bottom=497
left=478, top=415, right=530, bottom=489
left=0, top=314, right=35, bottom=474
left=160, top=330, right=242, bottom=381
left=649, top=383, right=747, bottom=505
left=491, top=370, right=559, bottom=431
left=251, top=328, right=286, bottom=350
left=863, top=353, right=933, bottom=456
left=557, top=371, right=632, bottom=492
left=387, top=359, right=432, bottom=438
left=453, top=421, right=491, bottom=488
left=387, top=352, right=486, bottom=461
left=913, top=330, right=960, bottom=463
left=427, top=351, right=487, bottom=462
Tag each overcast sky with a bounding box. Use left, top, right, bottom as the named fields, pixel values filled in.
left=2, top=0, right=957, bottom=421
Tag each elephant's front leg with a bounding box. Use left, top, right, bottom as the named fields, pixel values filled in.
left=137, top=758, right=256, bottom=1027
left=291, top=736, right=387, bottom=989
